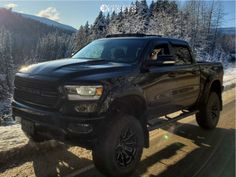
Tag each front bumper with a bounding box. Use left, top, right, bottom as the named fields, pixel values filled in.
left=12, top=100, right=105, bottom=149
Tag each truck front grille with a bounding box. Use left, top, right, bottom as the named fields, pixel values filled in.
left=14, top=76, right=60, bottom=109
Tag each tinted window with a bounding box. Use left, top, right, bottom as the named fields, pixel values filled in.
left=173, top=46, right=192, bottom=64
left=72, top=39, right=146, bottom=63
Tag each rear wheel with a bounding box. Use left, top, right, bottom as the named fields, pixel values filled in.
left=196, top=92, right=221, bottom=129
left=92, top=115, right=144, bottom=177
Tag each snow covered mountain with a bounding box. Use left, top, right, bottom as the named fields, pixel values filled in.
left=218, top=27, right=236, bottom=36
left=15, top=12, right=77, bottom=32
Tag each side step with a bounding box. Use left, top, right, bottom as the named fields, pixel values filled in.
left=147, top=110, right=199, bottom=131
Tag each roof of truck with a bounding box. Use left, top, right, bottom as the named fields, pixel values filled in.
left=102, top=33, right=188, bottom=46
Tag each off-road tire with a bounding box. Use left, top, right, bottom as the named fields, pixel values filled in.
left=196, top=92, right=221, bottom=129
left=29, top=134, right=47, bottom=143
left=92, top=115, right=144, bottom=177
left=24, top=132, right=47, bottom=143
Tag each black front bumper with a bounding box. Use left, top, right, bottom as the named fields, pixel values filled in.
left=12, top=100, right=105, bottom=149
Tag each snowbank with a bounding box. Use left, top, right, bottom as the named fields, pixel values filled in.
left=224, top=66, right=236, bottom=90
left=0, top=124, right=62, bottom=165
left=0, top=124, right=27, bottom=152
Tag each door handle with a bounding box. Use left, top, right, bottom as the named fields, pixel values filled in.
left=168, top=72, right=176, bottom=77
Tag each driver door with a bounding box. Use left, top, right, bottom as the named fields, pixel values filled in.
left=141, top=40, right=177, bottom=118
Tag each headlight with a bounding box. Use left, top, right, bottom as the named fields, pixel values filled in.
left=19, top=65, right=31, bottom=72
left=64, top=85, right=103, bottom=100
left=19, top=64, right=36, bottom=73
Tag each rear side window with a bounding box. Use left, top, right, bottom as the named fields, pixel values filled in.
left=173, top=45, right=192, bottom=64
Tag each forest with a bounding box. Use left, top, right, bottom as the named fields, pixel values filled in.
left=0, top=0, right=235, bottom=107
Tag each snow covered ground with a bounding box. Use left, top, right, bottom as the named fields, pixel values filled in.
left=0, top=124, right=27, bottom=152
left=0, top=98, right=11, bottom=116
left=223, top=66, right=236, bottom=90
left=0, top=66, right=235, bottom=166
left=0, top=124, right=64, bottom=165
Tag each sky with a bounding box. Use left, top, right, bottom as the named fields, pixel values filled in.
left=0, top=0, right=235, bottom=29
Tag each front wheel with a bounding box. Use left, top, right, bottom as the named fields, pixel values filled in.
left=92, top=115, right=144, bottom=177
left=26, top=133, right=48, bottom=143
left=196, top=92, right=221, bottom=129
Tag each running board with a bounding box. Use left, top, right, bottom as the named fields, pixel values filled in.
left=147, top=110, right=199, bottom=131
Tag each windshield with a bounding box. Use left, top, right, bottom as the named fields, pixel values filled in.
left=72, top=39, right=146, bottom=63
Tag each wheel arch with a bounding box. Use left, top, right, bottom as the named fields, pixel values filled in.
left=210, top=80, right=223, bottom=110
left=107, top=94, right=149, bottom=148
left=200, top=79, right=223, bottom=110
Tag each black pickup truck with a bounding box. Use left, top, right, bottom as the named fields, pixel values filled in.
left=12, top=34, right=223, bottom=177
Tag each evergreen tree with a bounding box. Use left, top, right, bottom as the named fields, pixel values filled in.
left=35, top=31, right=70, bottom=62
left=69, top=23, right=92, bottom=53
left=134, top=0, right=150, bottom=33
left=0, top=27, right=14, bottom=97
left=92, top=11, right=107, bottom=39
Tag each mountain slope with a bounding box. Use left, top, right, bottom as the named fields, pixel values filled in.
left=0, top=8, right=73, bottom=66
left=17, top=12, right=77, bottom=32
left=218, top=27, right=236, bottom=36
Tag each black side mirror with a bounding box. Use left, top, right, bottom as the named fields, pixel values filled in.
left=146, top=55, right=175, bottom=66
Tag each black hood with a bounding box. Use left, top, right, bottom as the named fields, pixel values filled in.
left=19, top=58, right=137, bottom=80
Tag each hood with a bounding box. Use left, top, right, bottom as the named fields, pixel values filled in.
left=19, top=58, right=137, bottom=80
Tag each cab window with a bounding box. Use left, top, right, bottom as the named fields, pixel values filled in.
left=172, top=45, right=192, bottom=64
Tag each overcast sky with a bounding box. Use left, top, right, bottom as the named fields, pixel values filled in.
left=0, top=0, right=235, bottom=29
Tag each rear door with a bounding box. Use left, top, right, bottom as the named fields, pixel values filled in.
left=170, top=43, right=201, bottom=110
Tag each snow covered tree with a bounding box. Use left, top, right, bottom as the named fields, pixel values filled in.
left=182, top=0, right=226, bottom=61
left=148, top=0, right=180, bottom=36
left=113, top=10, right=125, bottom=33
left=107, top=11, right=121, bottom=34
left=35, top=31, right=70, bottom=62
left=69, top=22, right=92, bottom=54
left=92, top=11, right=107, bottom=39
left=131, top=0, right=150, bottom=33
left=0, top=27, right=14, bottom=98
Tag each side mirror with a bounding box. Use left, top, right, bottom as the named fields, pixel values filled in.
left=71, top=52, right=75, bottom=57
left=146, top=55, right=175, bottom=66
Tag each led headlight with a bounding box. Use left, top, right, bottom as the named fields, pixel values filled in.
left=64, top=85, right=103, bottom=100
left=19, top=64, right=36, bottom=73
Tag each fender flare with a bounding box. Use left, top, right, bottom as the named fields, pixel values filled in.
left=101, top=86, right=150, bottom=148
left=199, top=77, right=223, bottom=108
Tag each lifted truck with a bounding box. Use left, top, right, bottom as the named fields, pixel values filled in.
left=12, top=34, right=223, bottom=177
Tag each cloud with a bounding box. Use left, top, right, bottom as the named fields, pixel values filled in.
left=15, top=10, right=24, bottom=13
left=37, top=7, right=60, bottom=22
left=4, top=3, right=18, bottom=9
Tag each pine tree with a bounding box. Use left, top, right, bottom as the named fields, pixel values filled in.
left=70, top=23, right=92, bottom=53
left=135, top=0, right=150, bottom=33
left=0, top=27, right=14, bottom=97
left=107, top=10, right=123, bottom=34
left=148, top=0, right=178, bottom=36
left=92, top=11, right=107, bottom=39
left=35, top=31, right=70, bottom=62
